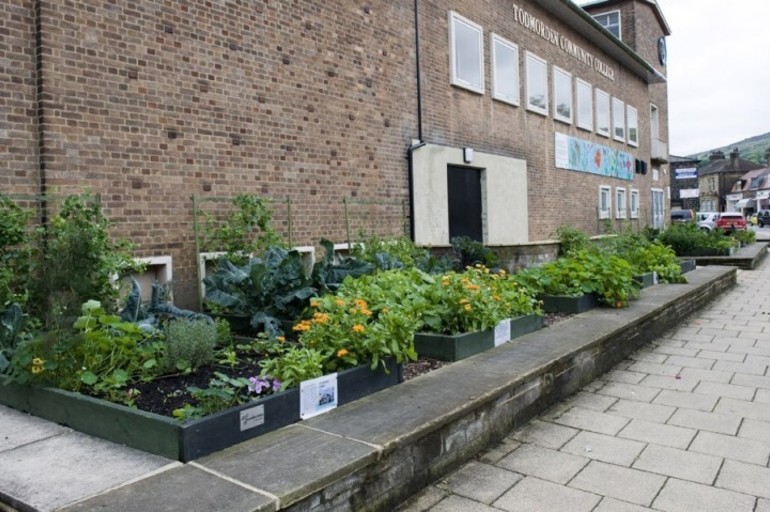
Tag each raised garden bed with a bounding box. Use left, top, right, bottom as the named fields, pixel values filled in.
left=539, top=293, right=601, bottom=314
left=680, top=246, right=738, bottom=257
left=0, top=358, right=402, bottom=462
left=633, top=271, right=658, bottom=289
left=414, top=329, right=494, bottom=362
left=679, top=259, right=696, bottom=273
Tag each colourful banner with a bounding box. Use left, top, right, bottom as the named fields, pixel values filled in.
left=555, top=133, right=634, bottom=180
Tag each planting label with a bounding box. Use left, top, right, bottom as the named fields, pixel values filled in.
left=494, top=320, right=511, bottom=347
left=240, top=404, right=265, bottom=431
left=300, top=373, right=338, bottom=420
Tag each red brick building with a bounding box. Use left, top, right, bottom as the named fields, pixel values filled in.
left=0, top=0, right=672, bottom=305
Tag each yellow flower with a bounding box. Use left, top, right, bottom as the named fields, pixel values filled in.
left=312, top=312, right=330, bottom=324
left=310, top=299, right=321, bottom=308
left=293, top=321, right=312, bottom=332
left=337, top=348, right=349, bottom=357
left=31, top=365, right=43, bottom=374
left=361, top=308, right=373, bottom=317
left=354, top=298, right=368, bottom=310
left=276, top=336, right=286, bottom=342
left=465, top=283, right=480, bottom=291
left=381, top=307, right=389, bottom=314
left=499, top=269, right=507, bottom=275
left=493, top=295, right=501, bottom=301
left=335, top=299, right=346, bottom=307
left=352, top=324, right=365, bottom=333
left=458, top=298, right=469, bottom=305
left=464, top=304, right=472, bottom=312
left=32, top=357, right=45, bottom=366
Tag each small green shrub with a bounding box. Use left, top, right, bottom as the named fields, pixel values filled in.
left=161, top=318, right=218, bottom=372
left=732, top=229, right=755, bottom=246
left=451, top=236, right=498, bottom=270
left=259, top=346, right=325, bottom=390
left=555, top=225, right=591, bottom=256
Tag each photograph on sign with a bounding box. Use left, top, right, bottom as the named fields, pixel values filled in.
left=300, top=373, right=338, bottom=420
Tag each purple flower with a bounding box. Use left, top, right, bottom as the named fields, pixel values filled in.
left=248, top=376, right=281, bottom=396
left=272, top=379, right=281, bottom=392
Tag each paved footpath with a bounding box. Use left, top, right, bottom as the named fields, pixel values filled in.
left=398, top=259, right=770, bottom=512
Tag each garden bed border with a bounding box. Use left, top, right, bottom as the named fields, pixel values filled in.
left=39, top=265, right=737, bottom=512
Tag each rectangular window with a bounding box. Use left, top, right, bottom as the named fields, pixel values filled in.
left=576, top=78, right=592, bottom=131
left=592, top=11, right=621, bottom=38
left=616, top=188, right=627, bottom=219
left=525, top=51, right=548, bottom=115
left=552, top=66, right=572, bottom=124
left=612, top=97, right=626, bottom=142
left=449, top=12, right=484, bottom=94
left=599, top=186, right=611, bottom=219
left=491, top=34, right=519, bottom=106
left=627, top=105, right=638, bottom=146
left=596, top=89, right=610, bottom=137
left=630, top=189, right=639, bottom=219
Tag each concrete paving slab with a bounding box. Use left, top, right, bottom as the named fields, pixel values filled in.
left=0, top=431, right=173, bottom=512
left=693, top=381, right=755, bottom=400
left=689, top=431, right=770, bottom=465
left=0, top=405, right=70, bottom=453
left=716, top=460, right=770, bottom=499
left=632, top=444, right=722, bottom=484
left=552, top=407, right=630, bottom=436
left=562, top=391, right=617, bottom=412
left=594, top=496, right=656, bottom=512
left=561, top=431, right=645, bottom=466
left=662, top=355, right=715, bottom=369
left=59, top=464, right=274, bottom=512
left=713, top=360, right=769, bottom=376
left=606, top=399, right=676, bottom=423
left=595, top=382, right=661, bottom=403
left=714, top=397, right=770, bottom=422
left=497, top=444, right=588, bottom=484
left=754, top=388, right=770, bottom=404
left=758, top=498, right=770, bottom=512
left=653, top=389, right=718, bottom=411
left=476, top=436, right=521, bottom=464
left=651, top=345, right=698, bottom=357
left=437, top=461, right=521, bottom=504
left=197, top=424, right=376, bottom=508
left=617, top=419, right=696, bottom=449
left=492, top=477, right=601, bottom=512
left=510, top=420, right=579, bottom=450
left=696, top=349, right=745, bottom=362
left=653, top=478, right=756, bottom=512
left=569, top=460, right=666, bottom=506
left=428, top=495, right=500, bottom=512
left=677, top=367, right=733, bottom=383
left=732, top=373, right=770, bottom=390
left=603, top=370, right=646, bottom=385
left=738, top=419, right=770, bottom=444
left=395, top=485, right=448, bottom=512
left=638, top=374, right=699, bottom=392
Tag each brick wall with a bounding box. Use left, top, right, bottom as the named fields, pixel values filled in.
left=30, top=0, right=418, bottom=305
left=2, top=0, right=671, bottom=305
left=0, top=0, right=39, bottom=195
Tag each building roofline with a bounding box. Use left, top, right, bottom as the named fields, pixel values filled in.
left=579, top=0, right=672, bottom=35
left=533, top=0, right=667, bottom=84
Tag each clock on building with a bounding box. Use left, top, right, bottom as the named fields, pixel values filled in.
left=658, top=37, right=667, bottom=66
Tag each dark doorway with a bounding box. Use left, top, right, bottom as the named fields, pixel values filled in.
left=447, top=165, right=482, bottom=242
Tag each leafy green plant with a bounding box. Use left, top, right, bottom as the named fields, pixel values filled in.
left=160, top=318, right=218, bottom=373
left=450, top=236, right=498, bottom=270
left=554, top=225, right=591, bottom=256
left=350, top=234, right=452, bottom=273
left=9, top=300, right=161, bottom=402
left=29, top=193, right=140, bottom=328
left=259, top=346, right=325, bottom=390
left=201, top=194, right=284, bottom=264
left=515, top=249, right=640, bottom=308
left=601, top=233, right=685, bottom=284
left=0, top=304, right=28, bottom=374
left=311, top=239, right=375, bottom=294
left=120, top=278, right=213, bottom=330
left=203, top=247, right=317, bottom=336
left=657, top=223, right=735, bottom=255
left=0, top=195, right=33, bottom=308
left=732, top=229, right=755, bottom=246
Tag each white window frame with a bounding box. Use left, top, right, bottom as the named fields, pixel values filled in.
left=615, top=187, right=627, bottom=219
left=552, top=66, right=573, bottom=124
left=592, top=10, right=621, bottom=39
left=491, top=33, right=519, bottom=106
left=627, top=105, right=639, bottom=147
left=599, top=185, right=611, bottom=219
left=576, top=78, right=592, bottom=131
left=449, top=11, right=484, bottom=94
left=596, top=89, right=610, bottom=137
left=612, top=97, right=626, bottom=142
left=525, top=51, right=548, bottom=116
left=630, top=189, right=639, bottom=219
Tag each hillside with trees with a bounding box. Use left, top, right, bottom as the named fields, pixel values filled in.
left=687, top=131, right=770, bottom=166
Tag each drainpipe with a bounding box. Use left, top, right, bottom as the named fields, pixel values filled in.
left=34, top=0, right=48, bottom=225
left=406, top=0, right=423, bottom=241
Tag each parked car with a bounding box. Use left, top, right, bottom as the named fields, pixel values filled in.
left=696, top=212, right=719, bottom=230
left=715, top=212, right=747, bottom=232
left=756, top=209, right=770, bottom=227
left=670, top=209, right=695, bottom=224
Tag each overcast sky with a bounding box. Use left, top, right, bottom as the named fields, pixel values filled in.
left=576, top=0, right=770, bottom=156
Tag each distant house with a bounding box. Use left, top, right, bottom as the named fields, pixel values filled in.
left=730, top=158, right=770, bottom=212
left=669, top=155, right=700, bottom=211
left=698, top=149, right=763, bottom=212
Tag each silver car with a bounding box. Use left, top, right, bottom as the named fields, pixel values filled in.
left=696, top=211, right=719, bottom=230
